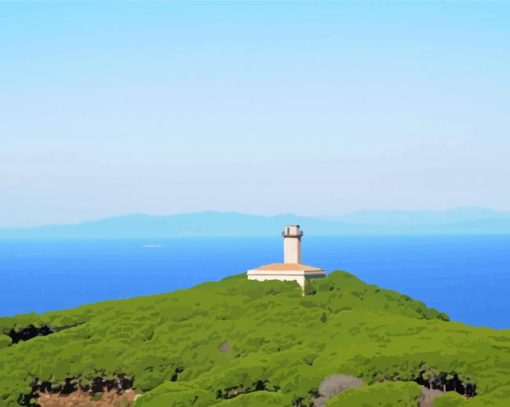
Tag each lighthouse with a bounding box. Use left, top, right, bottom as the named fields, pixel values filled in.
left=246, top=225, right=325, bottom=291
left=283, top=225, right=302, bottom=264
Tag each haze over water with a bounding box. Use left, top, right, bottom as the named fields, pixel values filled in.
left=2, top=235, right=509, bottom=329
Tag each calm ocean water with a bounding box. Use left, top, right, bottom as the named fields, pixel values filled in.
left=1, top=236, right=509, bottom=329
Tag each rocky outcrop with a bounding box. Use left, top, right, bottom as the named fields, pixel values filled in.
left=37, top=389, right=137, bottom=407
left=18, top=374, right=134, bottom=406
left=419, top=388, right=443, bottom=407
left=314, top=375, right=364, bottom=407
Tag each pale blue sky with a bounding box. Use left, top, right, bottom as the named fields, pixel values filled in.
left=1, top=2, right=509, bottom=227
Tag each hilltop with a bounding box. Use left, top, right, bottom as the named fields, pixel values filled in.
left=1, top=271, right=510, bottom=406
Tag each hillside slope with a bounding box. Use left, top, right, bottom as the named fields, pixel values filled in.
left=1, top=271, right=510, bottom=406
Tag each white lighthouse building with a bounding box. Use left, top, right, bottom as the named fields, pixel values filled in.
left=247, top=225, right=325, bottom=291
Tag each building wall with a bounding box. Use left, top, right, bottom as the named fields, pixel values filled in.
left=284, top=237, right=301, bottom=264
left=248, top=274, right=306, bottom=290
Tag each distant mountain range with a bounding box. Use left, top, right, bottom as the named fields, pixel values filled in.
left=1, top=208, right=510, bottom=238
left=321, top=207, right=510, bottom=225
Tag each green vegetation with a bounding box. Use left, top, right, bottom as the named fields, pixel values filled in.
left=1, top=271, right=510, bottom=406
left=326, top=381, right=422, bottom=406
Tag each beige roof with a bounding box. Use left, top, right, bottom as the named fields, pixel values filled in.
left=253, top=263, right=323, bottom=272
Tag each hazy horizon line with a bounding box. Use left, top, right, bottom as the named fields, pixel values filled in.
left=3, top=206, right=510, bottom=230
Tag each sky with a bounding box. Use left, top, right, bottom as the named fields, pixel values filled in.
left=1, top=2, right=509, bottom=227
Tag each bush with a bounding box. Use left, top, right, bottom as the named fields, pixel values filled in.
left=0, top=335, right=11, bottom=349
left=134, top=381, right=214, bottom=407
left=326, top=381, right=422, bottom=407
left=215, top=391, right=289, bottom=406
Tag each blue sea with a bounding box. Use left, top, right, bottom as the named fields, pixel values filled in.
left=1, top=236, right=510, bottom=329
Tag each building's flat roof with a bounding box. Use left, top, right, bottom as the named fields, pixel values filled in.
left=253, top=263, right=323, bottom=272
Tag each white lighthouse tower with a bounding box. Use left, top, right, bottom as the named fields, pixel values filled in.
left=283, top=225, right=303, bottom=264
left=246, top=225, right=325, bottom=291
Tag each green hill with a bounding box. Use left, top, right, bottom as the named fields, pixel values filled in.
left=1, top=271, right=509, bottom=406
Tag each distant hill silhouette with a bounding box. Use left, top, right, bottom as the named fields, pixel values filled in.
left=1, top=208, right=510, bottom=238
